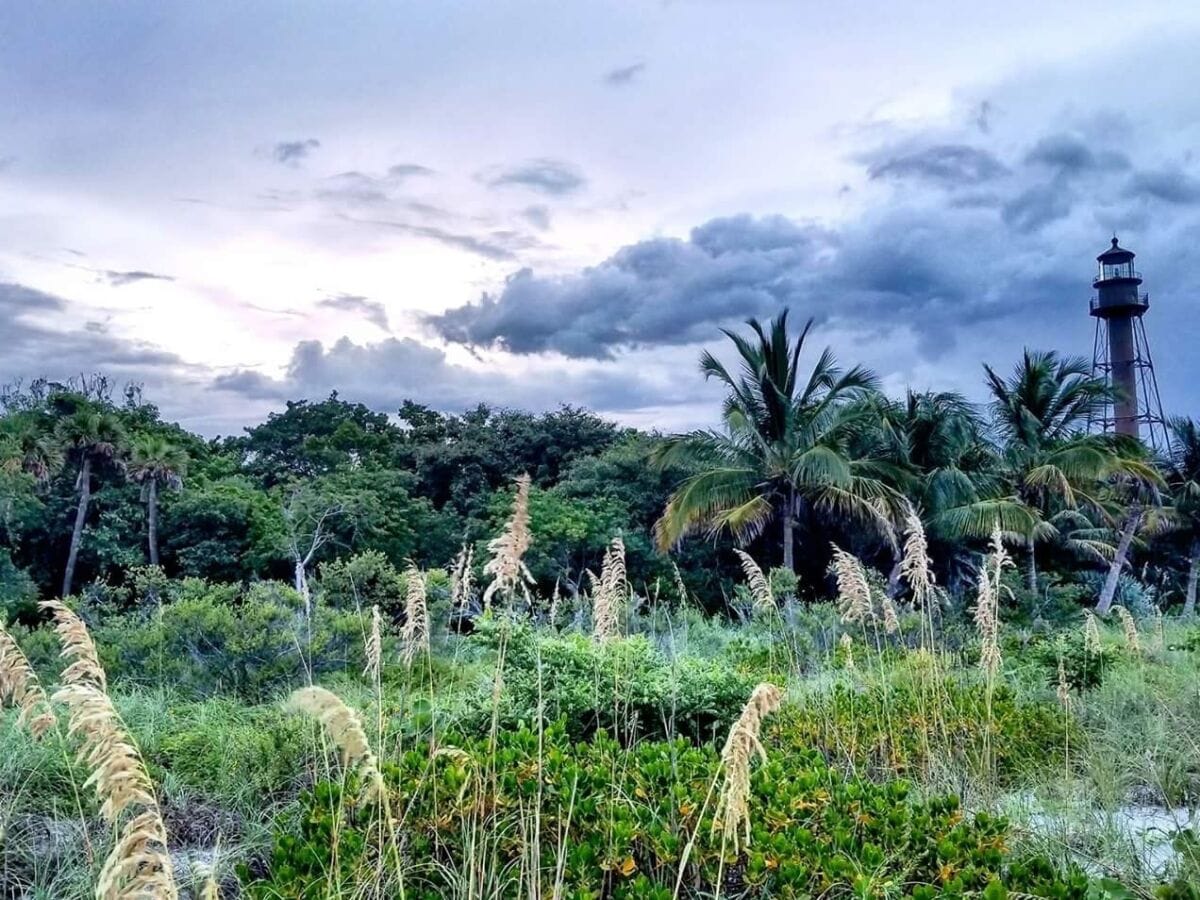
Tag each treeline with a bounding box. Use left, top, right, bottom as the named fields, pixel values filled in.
left=0, top=311, right=1198, bottom=622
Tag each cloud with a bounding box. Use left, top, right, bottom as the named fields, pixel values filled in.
left=0, top=156, right=14, bottom=172
left=603, top=62, right=645, bottom=86
left=1126, top=166, right=1200, bottom=204
left=867, top=144, right=1009, bottom=186
left=1023, top=133, right=1130, bottom=175
left=522, top=204, right=551, bottom=230
left=101, top=269, right=175, bottom=287
left=272, top=138, right=321, bottom=166
left=317, top=164, right=434, bottom=205
left=335, top=213, right=521, bottom=260
left=482, top=158, right=586, bottom=196
left=318, top=293, right=390, bottom=330
left=212, top=335, right=683, bottom=416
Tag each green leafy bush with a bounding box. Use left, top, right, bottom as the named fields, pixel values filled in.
left=465, top=621, right=757, bottom=744
left=242, top=720, right=1091, bottom=899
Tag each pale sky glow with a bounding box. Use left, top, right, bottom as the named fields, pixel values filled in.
left=2, top=2, right=1199, bottom=435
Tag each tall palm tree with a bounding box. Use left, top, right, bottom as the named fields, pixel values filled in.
left=56, top=407, right=125, bottom=597
left=652, top=311, right=900, bottom=571
left=1165, top=417, right=1200, bottom=615
left=128, top=434, right=188, bottom=566
left=1094, top=437, right=1166, bottom=614
left=939, top=350, right=1116, bottom=590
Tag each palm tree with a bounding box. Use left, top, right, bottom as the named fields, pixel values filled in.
left=939, top=350, right=1116, bottom=590
left=652, top=311, right=900, bottom=571
left=1165, top=417, right=1200, bottom=615
left=0, top=414, right=63, bottom=484
left=56, top=407, right=125, bottom=597
left=1094, top=437, right=1166, bottom=614
left=128, top=434, right=188, bottom=566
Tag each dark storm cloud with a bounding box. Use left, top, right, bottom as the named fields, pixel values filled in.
left=0, top=282, right=185, bottom=376
left=603, top=62, right=645, bottom=86
left=101, top=269, right=175, bottom=287
left=317, top=293, right=390, bottom=330
left=867, top=144, right=1009, bottom=186
left=428, top=118, right=1200, bottom=371
left=272, top=138, right=321, bottom=166
left=212, top=335, right=678, bottom=415
left=1023, top=133, right=1130, bottom=175
left=1126, top=167, right=1200, bottom=204
left=482, top=158, right=586, bottom=196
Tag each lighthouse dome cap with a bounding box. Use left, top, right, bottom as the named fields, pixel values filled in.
left=1098, top=235, right=1135, bottom=262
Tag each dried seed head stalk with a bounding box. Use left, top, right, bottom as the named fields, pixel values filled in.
left=880, top=592, right=900, bottom=635
left=839, top=632, right=855, bottom=671
left=974, top=565, right=1001, bottom=679
left=288, top=686, right=385, bottom=803
left=363, top=605, right=382, bottom=682
left=48, top=607, right=177, bottom=900
left=733, top=549, right=775, bottom=616
left=1154, top=609, right=1165, bottom=651
left=831, top=545, right=873, bottom=626
left=482, top=474, right=534, bottom=611
left=672, top=561, right=690, bottom=606
left=714, top=683, right=784, bottom=853
left=899, top=502, right=935, bottom=605
left=450, top=543, right=474, bottom=612
left=987, top=525, right=1013, bottom=585
left=1083, top=610, right=1102, bottom=655
left=592, top=535, right=625, bottom=641
left=401, top=567, right=429, bottom=667
left=1056, top=658, right=1072, bottom=712
left=547, top=577, right=562, bottom=625
left=40, top=600, right=106, bottom=690
left=1114, top=605, right=1141, bottom=653
left=0, top=621, right=56, bottom=738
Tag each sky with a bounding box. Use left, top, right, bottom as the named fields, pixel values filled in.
left=1, top=1, right=1199, bottom=437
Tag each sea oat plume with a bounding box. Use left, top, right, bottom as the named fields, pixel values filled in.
left=899, top=501, right=935, bottom=605
left=364, top=604, right=382, bottom=682
left=0, top=621, right=56, bottom=739
left=482, top=474, right=534, bottom=610
left=288, top=686, right=385, bottom=803
left=1083, top=610, right=1102, bottom=655
left=974, top=566, right=1001, bottom=679
left=880, top=592, right=900, bottom=635
left=733, top=549, right=774, bottom=616
left=1056, top=658, right=1072, bottom=712
left=547, top=577, right=562, bottom=625
left=40, top=600, right=106, bottom=689
left=839, top=632, right=855, bottom=671
left=714, top=682, right=784, bottom=853
left=1114, top=604, right=1141, bottom=653
left=831, top=544, right=873, bottom=626
left=592, top=535, right=625, bottom=641
left=401, top=567, right=429, bottom=667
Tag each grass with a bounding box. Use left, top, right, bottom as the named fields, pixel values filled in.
left=3, top=581, right=1200, bottom=897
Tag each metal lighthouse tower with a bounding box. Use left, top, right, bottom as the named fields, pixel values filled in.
left=1089, top=236, right=1167, bottom=448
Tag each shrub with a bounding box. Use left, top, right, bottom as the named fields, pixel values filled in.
left=464, top=621, right=757, bottom=744
left=90, top=580, right=366, bottom=701
left=317, top=550, right=406, bottom=615
left=242, top=720, right=1092, bottom=899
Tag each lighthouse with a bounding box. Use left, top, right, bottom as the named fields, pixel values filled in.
left=1089, top=237, right=1167, bottom=448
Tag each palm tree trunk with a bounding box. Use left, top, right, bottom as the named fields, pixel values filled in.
left=1097, top=510, right=1140, bottom=615
left=1025, top=533, right=1037, bottom=593
left=146, top=478, right=159, bottom=566
left=1184, top=539, right=1200, bottom=617
left=782, top=516, right=794, bottom=573
left=62, top=456, right=92, bottom=598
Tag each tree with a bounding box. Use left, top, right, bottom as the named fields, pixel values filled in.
left=55, top=405, right=125, bottom=597
left=652, top=311, right=899, bottom=572
left=128, top=434, right=188, bottom=566
left=940, top=350, right=1115, bottom=591
left=1165, top=417, right=1200, bottom=615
